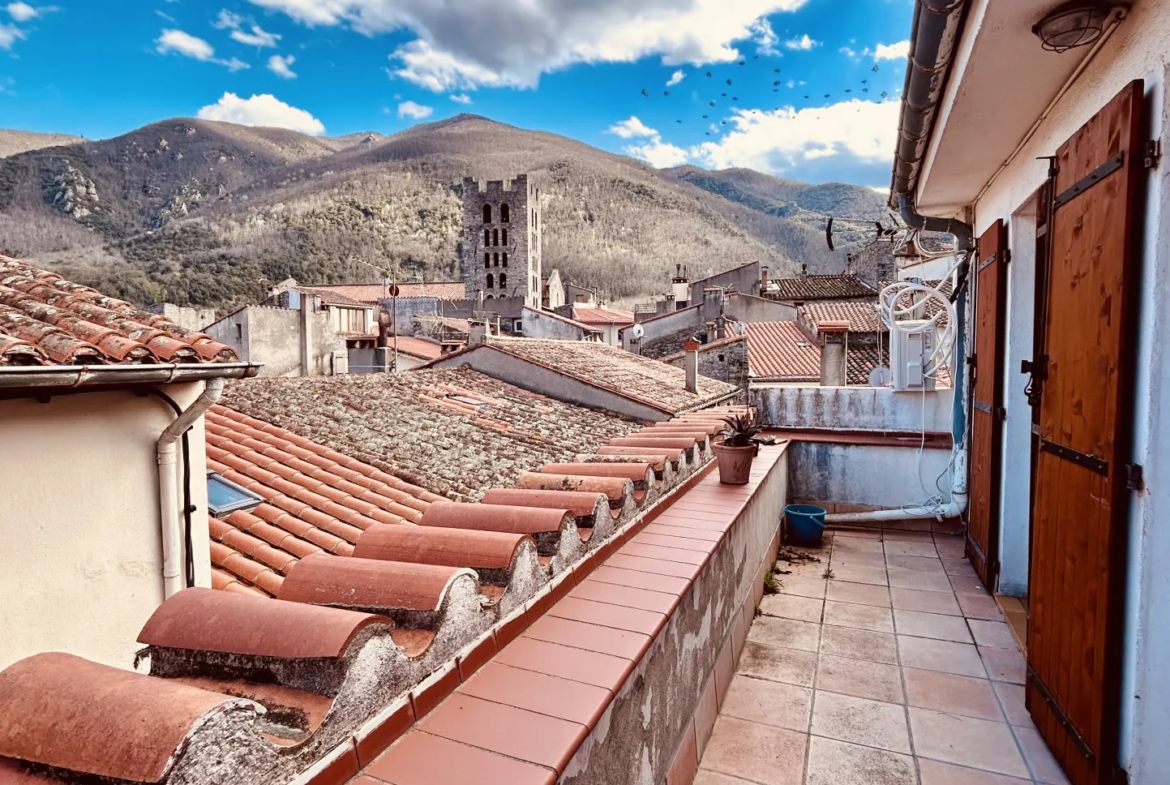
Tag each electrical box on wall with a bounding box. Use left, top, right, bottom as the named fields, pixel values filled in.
left=891, top=320, right=938, bottom=392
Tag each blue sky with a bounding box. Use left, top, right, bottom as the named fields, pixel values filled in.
left=0, top=0, right=914, bottom=187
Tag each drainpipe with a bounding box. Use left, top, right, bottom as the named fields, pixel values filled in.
left=157, top=379, right=224, bottom=598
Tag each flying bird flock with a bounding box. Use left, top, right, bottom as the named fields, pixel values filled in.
left=642, top=59, right=888, bottom=136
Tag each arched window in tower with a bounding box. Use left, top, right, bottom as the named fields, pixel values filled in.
left=502, top=228, right=508, bottom=245
left=501, top=203, right=510, bottom=223
left=492, top=229, right=499, bottom=246
left=484, top=253, right=490, bottom=268
left=486, top=273, right=494, bottom=289
left=499, top=273, right=507, bottom=289
left=483, top=204, right=492, bottom=223
left=502, top=253, right=508, bottom=267
left=484, top=228, right=490, bottom=245
left=493, top=253, right=499, bottom=267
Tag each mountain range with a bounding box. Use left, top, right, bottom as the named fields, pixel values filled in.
left=0, top=114, right=889, bottom=312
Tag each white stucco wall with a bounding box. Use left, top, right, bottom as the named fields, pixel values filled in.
left=958, top=5, right=1170, bottom=778
left=0, top=384, right=212, bottom=672
left=788, top=442, right=953, bottom=508
left=753, top=385, right=954, bottom=433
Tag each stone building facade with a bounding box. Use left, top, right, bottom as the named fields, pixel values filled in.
left=664, top=335, right=749, bottom=401
left=461, top=175, right=542, bottom=308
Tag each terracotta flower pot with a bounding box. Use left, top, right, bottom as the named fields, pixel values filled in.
left=713, top=442, right=757, bottom=485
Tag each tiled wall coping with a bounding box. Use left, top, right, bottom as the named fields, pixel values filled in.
left=332, top=443, right=789, bottom=785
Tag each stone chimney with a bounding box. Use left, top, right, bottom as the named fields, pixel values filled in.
left=469, top=320, right=490, bottom=345
left=299, top=294, right=316, bottom=377
left=818, top=320, right=849, bottom=387
left=800, top=263, right=808, bottom=278
left=683, top=338, right=700, bottom=394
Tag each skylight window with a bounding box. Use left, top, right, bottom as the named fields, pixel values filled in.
left=206, top=472, right=264, bottom=516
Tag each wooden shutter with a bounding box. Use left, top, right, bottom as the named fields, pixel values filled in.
left=966, top=219, right=1008, bottom=587
left=1026, top=80, right=1144, bottom=785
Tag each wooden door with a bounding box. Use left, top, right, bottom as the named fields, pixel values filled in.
left=967, top=219, right=1008, bottom=588
left=1026, top=80, right=1144, bottom=785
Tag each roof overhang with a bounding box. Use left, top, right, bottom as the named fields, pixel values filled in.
left=912, top=0, right=1132, bottom=216
left=0, top=362, right=261, bottom=392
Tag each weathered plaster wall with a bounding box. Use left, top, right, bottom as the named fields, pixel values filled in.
left=787, top=441, right=952, bottom=508
left=206, top=306, right=342, bottom=377
left=666, top=340, right=749, bottom=394
left=522, top=308, right=594, bottom=340
left=559, top=447, right=787, bottom=785
left=625, top=305, right=703, bottom=354
left=753, top=385, right=954, bottom=433
left=723, top=292, right=798, bottom=324
left=689, top=262, right=762, bottom=301
left=0, top=384, right=212, bottom=672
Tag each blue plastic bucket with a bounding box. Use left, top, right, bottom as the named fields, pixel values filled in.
left=784, top=504, right=827, bottom=546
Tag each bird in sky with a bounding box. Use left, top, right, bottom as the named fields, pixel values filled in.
left=705, top=71, right=712, bottom=77
left=732, top=96, right=738, bottom=101
left=726, top=78, right=733, bottom=85
left=663, top=90, right=670, bottom=96
left=774, top=81, right=781, bottom=85
left=861, top=79, right=868, bottom=83
left=872, top=64, right=880, bottom=72
left=702, top=114, right=708, bottom=118
left=845, top=89, right=852, bottom=93
left=641, top=89, right=648, bottom=97
left=738, top=60, right=745, bottom=65
left=721, top=92, right=727, bottom=96
left=881, top=91, right=889, bottom=98
left=709, top=100, right=716, bottom=106
left=863, top=88, right=869, bottom=93
left=774, top=68, right=780, bottom=73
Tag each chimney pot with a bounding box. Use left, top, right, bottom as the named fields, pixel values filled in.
left=683, top=338, right=700, bottom=394
left=817, top=321, right=849, bottom=387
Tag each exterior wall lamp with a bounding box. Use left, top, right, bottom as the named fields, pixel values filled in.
left=1032, top=1, right=1129, bottom=53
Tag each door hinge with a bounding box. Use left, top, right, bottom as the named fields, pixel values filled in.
left=1144, top=140, right=1162, bottom=170
left=1127, top=463, right=1145, bottom=491
left=996, top=406, right=1007, bottom=422
left=967, top=354, right=977, bottom=368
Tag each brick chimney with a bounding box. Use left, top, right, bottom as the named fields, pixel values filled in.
left=760, top=265, right=769, bottom=293
left=817, top=320, right=849, bottom=387
left=683, top=338, right=700, bottom=394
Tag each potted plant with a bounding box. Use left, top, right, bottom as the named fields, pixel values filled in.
left=712, top=414, right=772, bottom=484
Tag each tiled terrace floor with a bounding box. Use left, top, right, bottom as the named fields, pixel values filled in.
left=694, top=529, right=1070, bottom=785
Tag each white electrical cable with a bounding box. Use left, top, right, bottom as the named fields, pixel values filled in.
left=882, top=250, right=968, bottom=516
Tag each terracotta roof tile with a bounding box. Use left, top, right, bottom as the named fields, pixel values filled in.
left=221, top=369, right=643, bottom=501
left=0, top=653, right=247, bottom=782
left=766, top=274, right=876, bottom=301
left=571, top=305, right=635, bottom=326
left=435, top=338, right=739, bottom=416
left=0, top=255, right=239, bottom=365
left=302, top=281, right=466, bottom=303
left=798, top=301, right=886, bottom=334
left=744, top=322, right=821, bottom=381
left=389, top=336, right=445, bottom=361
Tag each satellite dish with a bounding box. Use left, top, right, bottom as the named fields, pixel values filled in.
left=869, top=366, right=893, bottom=387
left=629, top=324, right=646, bottom=340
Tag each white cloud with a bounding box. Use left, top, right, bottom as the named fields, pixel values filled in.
left=268, top=53, right=297, bottom=78
left=666, top=70, right=685, bottom=87
left=215, top=9, right=281, bottom=47
left=784, top=34, right=818, bottom=51
left=449, top=93, right=472, bottom=104
left=626, top=137, right=690, bottom=168
left=248, top=0, right=811, bottom=90
left=156, top=29, right=252, bottom=69
left=873, top=40, right=909, bottom=61
left=390, top=39, right=515, bottom=92
left=607, top=116, right=657, bottom=139
left=750, top=18, right=779, bottom=55
left=607, top=116, right=687, bottom=167
left=691, top=98, right=900, bottom=174
left=156, top=29, right=216, bottom=60
left=6, top=2, right=37, bottom=21
left=397, top=100, right=433, bottom=119
left=214, top=9, right=244, bottom=29
left=0, top=23, right=23, bottom=48
left=232, top=24, right=281, bottom=47
left=839, top=46, right=856, bottom=58
left=197, top=92, right=325, bottom=134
